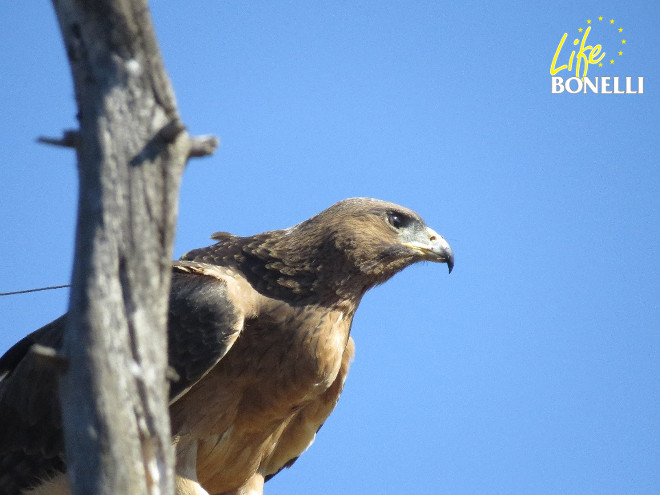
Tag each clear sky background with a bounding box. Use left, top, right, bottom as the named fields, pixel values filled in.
left=1, top=1, right=658, bottom=494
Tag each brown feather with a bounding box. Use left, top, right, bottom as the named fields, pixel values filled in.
left=0, top=198, right=452, bottom=495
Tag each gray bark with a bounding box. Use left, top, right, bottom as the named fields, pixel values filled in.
left=48, top=1, right=216, bottom=493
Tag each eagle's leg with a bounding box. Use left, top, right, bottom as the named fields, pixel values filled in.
left=23, top=473, right=70, bottom=495
left=176, top=476, right=210, bottom=495
left=217, top=473, right=264, bottom=495
left=175, top=437, right=210, bottom=495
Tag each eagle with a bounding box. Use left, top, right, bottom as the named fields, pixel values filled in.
left=0, top=198, right=453, bottom=495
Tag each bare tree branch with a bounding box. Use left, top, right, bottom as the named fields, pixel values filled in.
left=30, top=343, right=70, bottom=372
left=189, top=135, right=220, bottom=158
left=47, top=1, right=217, bottom=493
left=37, top=129, right=80, bottom=148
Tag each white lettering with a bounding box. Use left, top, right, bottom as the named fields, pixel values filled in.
left=551, top=76, right=565, bottom=94
left=565, top=77, right=582, bottom=94
left=583, top=77, right=598, bottom=93
left=613, top=77, right=625, bottom=94
left=601, top=77, right=611, bottom=94
left=550, top=76, right=645, bottom=95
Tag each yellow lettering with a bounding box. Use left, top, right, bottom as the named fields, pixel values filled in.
left=589, top=44, right=605, bottom=64
left=575, top=27, right=592, bottom=77
left=550, top=33, right=568, bottom=75
left=550, top=27, right=605, bottom=78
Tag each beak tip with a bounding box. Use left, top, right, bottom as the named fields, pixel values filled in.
left=416, top=227, right=454, bottom=274
left=441, top=241, right=454, bottom=275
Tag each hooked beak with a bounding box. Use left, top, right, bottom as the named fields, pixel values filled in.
left=403, top=227, right=454, bottom=274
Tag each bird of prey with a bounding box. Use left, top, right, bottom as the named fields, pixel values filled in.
left=0, top=197, right=453, bottom=495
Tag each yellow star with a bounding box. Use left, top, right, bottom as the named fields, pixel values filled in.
left=578, top=28, right=583, bottom=32
left=598, top=16, right=603, bottom=21
left=598, top=62, right=603, bottom=67
left=618, top=51, right=623, bottom=56
left=619, top=28, right=623, bottom=32
left=610, top=59, right=614, bottom=64
left=610, top=19, right=615, bottom=24
left=622, top=39, right=626, bottom=44
left=587, top=19, right=591, bottom=23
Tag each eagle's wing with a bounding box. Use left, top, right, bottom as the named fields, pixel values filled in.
left=168, top=261, right=250, bottom=404
left=0, top=261, right=249, bottom=494
left=0, top=316, right=67, bottom=494
left=262, top=336, right=355, bottom=482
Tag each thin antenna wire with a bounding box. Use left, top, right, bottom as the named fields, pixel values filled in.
left=0, top=284, right=71, bottom=297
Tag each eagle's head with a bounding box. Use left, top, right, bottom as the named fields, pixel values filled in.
left=288, top=198, right=453, bottom=297
left=184, top=198, right=453, bottom=306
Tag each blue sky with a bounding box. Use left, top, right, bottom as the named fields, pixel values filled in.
left=1, top=1, right=658, bottom=494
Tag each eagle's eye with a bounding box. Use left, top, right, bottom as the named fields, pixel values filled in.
left=387, top=212, right=405, bottom=229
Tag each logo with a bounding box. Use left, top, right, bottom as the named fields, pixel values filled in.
left=550, top=16, right=644, bottom=94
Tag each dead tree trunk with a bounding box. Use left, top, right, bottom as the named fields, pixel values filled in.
left=49, top=1, right=217, bottom=493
